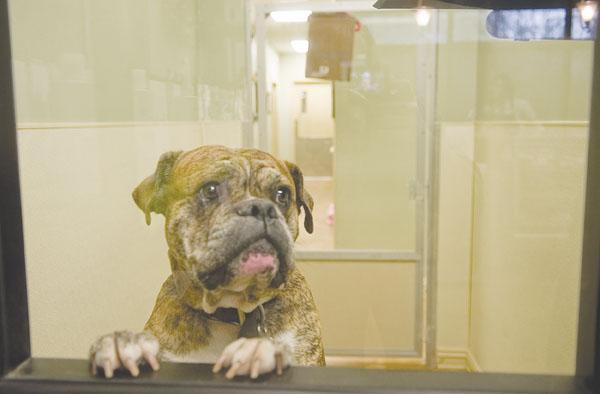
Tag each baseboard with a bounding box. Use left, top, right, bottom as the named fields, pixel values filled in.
left=325, top=355, right=426, bottom=370
left=437, top=348, right=481, bottom=372
left=324, top=348, right=482, bottom=372
left=325, top=349, right=481, bottom=372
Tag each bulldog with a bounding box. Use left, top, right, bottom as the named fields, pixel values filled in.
left=89, top=145, right=325, bottom=379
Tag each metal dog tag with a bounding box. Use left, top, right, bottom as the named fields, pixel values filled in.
left=239, top=304, right=268, bottom=338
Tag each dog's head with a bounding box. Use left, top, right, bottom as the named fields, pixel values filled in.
left=132, top=146, right=313, bottom=313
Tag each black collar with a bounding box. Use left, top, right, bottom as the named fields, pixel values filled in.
left=205, top=307, right=243, bottom=325
left=203, top=304, right=268, bottom=338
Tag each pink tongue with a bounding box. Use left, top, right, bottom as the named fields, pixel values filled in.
left=241, top=253, right=275, bottom=274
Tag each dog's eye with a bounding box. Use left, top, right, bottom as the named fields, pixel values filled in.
left=274, top=186, right=291, bottom=206
left=200, top=182, right=220, bottom=201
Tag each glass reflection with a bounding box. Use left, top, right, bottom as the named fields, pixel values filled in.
left=486, top=8, right=597, bottom=40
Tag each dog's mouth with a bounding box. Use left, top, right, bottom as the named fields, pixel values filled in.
left=197, top=237, right=286, bottom=291
left=238, top=239, right=278, bottom=276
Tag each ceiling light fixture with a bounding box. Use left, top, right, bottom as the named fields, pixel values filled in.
left=415, top=7, right=432, bottom=26
left=270, top=10, right=312, bottom=23
left=414, top=0, right=431, bottom=27
left=578, top=0, right=598, bottom=25
left=290, top=39, right=309, bottom=53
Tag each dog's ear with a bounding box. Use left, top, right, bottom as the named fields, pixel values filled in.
left=133, top=151, right=183, bottom=225
left=284, top=161, right=314, bottom=234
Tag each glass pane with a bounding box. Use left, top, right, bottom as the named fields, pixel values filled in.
left=435, top=9, right=592, bottom=374
left=266, top=11, right=418, bottom=253
left=8, top=0, right=594, bottom=379
left=10, top=0, right=252, bottom=360
left=265, top=10, right=423, bottom=360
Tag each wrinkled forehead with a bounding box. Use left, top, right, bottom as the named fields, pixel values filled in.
left=240, top=149, right=291, bottom=184
left=170, top=146, right=292, bottom=194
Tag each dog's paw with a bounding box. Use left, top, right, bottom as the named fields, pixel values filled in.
left=212, top=337, right=290, bottom=379
left=89, top=331, right=160, bottom=378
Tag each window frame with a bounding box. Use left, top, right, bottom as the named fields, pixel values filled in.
left=0, top=0, right=599, bottom=392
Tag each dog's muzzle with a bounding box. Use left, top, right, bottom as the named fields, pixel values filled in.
left=235, top=198, right=279, bottom=222
left=197, top=198, right=293, bottom=290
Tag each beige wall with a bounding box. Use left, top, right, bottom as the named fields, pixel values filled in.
left=475, top=41, right=593, bottom=122
left=436, top=123, right=474, bottom=352
left=299, top=261, right=416, bottom=356
left=469, top=122, right=587, bottom=374
left=435, top=10, right=593, bottom=374
left=467, top=38, right=592, bottom=375
left=435, top=121, right=588, bottom=374
left=295, top=83, right=335, bottom=140
left=18, top=123, right=227, bottom=358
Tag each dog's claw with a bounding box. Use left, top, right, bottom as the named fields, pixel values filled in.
left=225, top=362, right=241, bottom=379
left=102, top=360, right=114, bottom=379
left=250, top=359, right=261, bottom=379
left=213, top=337, right=290, bottom=379
left=123, top=359, right=140, bottom=377
left=144, top=352, right=160, bottom=371
left=89, top=331, right=160, bottom=378
left=275, top=352, right=283, bottom=375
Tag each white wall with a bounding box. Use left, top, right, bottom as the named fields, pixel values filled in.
left=275, top=54, right=307, bottom=162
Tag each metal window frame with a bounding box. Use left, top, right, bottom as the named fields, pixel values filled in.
left=0, top=0, right=599, bottom=393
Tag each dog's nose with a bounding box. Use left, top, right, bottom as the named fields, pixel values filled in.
left=235, top=199, right=278, bottom=220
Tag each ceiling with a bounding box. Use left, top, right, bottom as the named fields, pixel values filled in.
left=266, top=17, right=309, bottom=54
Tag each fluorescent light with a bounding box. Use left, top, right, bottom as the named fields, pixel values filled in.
left=415, top=7, right=431, bottom=26
left=291, top=39, right=309, bottom=53
left=578, top=1, right=598, bottom=23
left=270, top=10, right=312, bottom=23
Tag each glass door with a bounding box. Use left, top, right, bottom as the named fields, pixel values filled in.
left=254, top=1, right=437, bottom=367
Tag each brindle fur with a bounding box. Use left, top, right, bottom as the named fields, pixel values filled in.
left=135, top=146, right=325, bottom=366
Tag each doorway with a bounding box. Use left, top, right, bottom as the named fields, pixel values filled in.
left=253, top=0, right=437, bottom=368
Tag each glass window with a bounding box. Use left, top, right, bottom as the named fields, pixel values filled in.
left=7, top=0, right=596, bottom=379
left=486, top=8, right=597, bottom=40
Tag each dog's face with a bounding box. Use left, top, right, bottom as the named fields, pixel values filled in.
left=132, top=146, right=313, bottom=313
